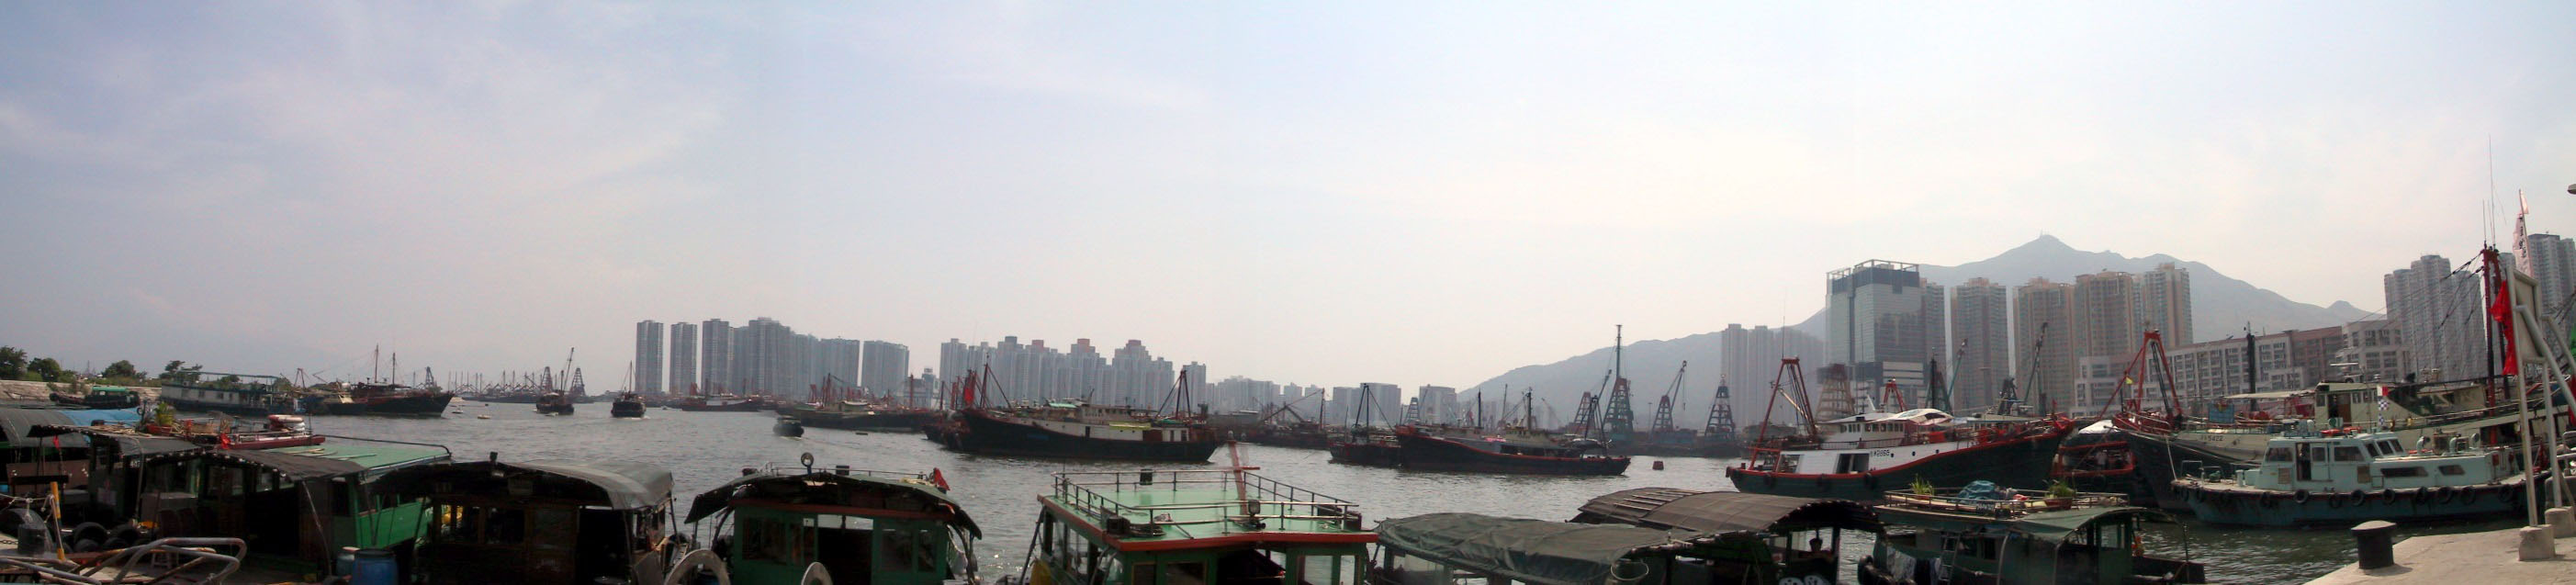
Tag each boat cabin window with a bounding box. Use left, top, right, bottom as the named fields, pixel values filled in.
left=2265, top=447, right=2292, bottom=462
left=2381, top=440, right=2403, bottom=454
left=2438, top=465, right=2467, bottom=477
left=427, top=504, right=526, bottom=546
left=877, top=526, right=941, bottom=573
left=2334, top=446, right=2364, bottom=462
left=2380, top=467, right=2424, bottom=478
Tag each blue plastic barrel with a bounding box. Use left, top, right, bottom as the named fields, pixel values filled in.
left=352, top=548, right=397, bottom=585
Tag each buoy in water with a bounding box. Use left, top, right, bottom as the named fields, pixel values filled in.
left=1652, top=460, right=1665, bottom=470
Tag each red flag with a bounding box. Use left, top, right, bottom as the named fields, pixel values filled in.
left=928, top=468, right=950, bottom=491
left=2488, top=250, right=2518, bottom=377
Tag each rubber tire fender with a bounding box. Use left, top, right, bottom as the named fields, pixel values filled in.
left=2291, top=489, right=2311, bottom=504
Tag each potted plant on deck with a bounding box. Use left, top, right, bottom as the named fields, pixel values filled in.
left=2044, top=478, right=2077, bottom=508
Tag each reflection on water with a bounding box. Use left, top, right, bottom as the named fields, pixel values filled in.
left=320, top=406, right=2521, bottom=584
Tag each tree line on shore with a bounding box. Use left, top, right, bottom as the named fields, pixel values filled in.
left=0, top=344, right=208, bottom=388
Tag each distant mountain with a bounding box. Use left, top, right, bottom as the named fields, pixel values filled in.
left=1790, top=235, right=2371, bottom=341
left=1471, top=235, right=2368, bottom=422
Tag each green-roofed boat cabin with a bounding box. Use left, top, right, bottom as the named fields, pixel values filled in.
left=1025, top=468, right=1376, bottom=585
left=377, top=456, right=680, bottom=585
left=15, top=424, right=454, bottom=579
left=1862, top=488, right=2207, bottom=584
left=679, top=459, right=982, bottom=584
left=1565, top=489, right=1882, bottom=584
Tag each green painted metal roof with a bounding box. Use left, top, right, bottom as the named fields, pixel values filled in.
left=261, top=444, right=450, bottom=471
left=2011, top=507, right=2175, bottom=545
left=1378, top=512, right=1692, bottom=585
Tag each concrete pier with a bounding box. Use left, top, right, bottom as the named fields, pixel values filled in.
left=2306, top=523, right=2576, bottom=584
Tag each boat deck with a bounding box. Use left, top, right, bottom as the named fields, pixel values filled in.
left=1043, top=470, right=1372, bottom=547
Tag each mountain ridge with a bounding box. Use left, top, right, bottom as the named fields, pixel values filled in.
left=1473, top=235, right=2368, bottom=423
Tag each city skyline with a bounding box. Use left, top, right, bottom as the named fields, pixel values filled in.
left=5, top=4, right=2574, bottom=393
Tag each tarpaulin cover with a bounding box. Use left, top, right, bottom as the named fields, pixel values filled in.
left=1377, top=512, right=1687, bottom=585
left=22, top=422, right=199, bottom=456
left=686, top=471, right=978, bottom=536
left=2013, top=507, right=2174, bottom=545
left=379, top=459, right=673, bottom=511
left=1572, top=488, right=1878, bottom=535
left=0, top=410, right=73, bottom=447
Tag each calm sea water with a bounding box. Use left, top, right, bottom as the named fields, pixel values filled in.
left=311, top=404, right=2519, bottom=585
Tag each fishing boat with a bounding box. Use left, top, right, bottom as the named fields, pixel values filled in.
left=772, top=415, right=804, bottom=437
left=1246, top=420, right=1331, bottom=449
left=1326, top=384, right=1402, bottom=467
left=1563, top=489, right=1884, bottom=584
left=1325, top=427, right=1401, bottom=467
left=674, top=393, right=766, bottom=412
left=49, top=386, right=140, bottom=410
left=1862, top=482, right=2207, bottom=584
left=927, top=369, right=1224, bottom=462
left=786, top=377, right=939, bottom=430
left=379, top=456, right=680, bottom=585
left=611, top=392, right=647, bottom=418
left=159, top=374, right=301, bottom=415
left=1392, top=422, right=1631, bottom=475
left=307, top=381, right=456, bottom=417
left=674, top=455, right=978, bottom=584
left=1727, top=360, right=2072, bottom=501
left=2168, top=429, right=2530, bottom=526
left=1018, top=455, right=1374, bottom=584
left=534, top=391, right=575, bottom=415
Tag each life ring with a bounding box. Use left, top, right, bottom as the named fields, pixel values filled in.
left=2291, top=489, right=2311, bottom=504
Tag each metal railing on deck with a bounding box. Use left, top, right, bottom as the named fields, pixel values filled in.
left=1051, top=470, right=1360, bottom=536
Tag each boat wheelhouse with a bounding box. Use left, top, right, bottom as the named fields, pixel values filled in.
left=2170, top=430, right=2525, bottom=526
left=1024, top=468, right=1375, bottom=585
left=1566, top=489, right=1883, bottom=584
left=378, top=457, right=679, bottom=585
left=680, top=458, right=979, bottom=584
left=1863, top=486, right=2206, bottom=584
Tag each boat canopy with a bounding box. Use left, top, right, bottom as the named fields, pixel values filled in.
left=0, top=409, right=141, bottom=446
left=2011, top=507, right=2177, bottom=546
left=684, top=470, right=979, bottom=536
left=379, top=459, right=673, bottom=511
left=1571, top=489, right=1879, bottom=535
left=1376, top=512, right=1694, bottom=585
left=24, top=423, right=198, bottom=456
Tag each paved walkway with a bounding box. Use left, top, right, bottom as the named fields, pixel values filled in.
left=2307, top=525, right=2576, bottom=584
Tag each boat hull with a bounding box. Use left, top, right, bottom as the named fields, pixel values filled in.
left=796, top=409, right=937, bottom=430
left=1727, top=432, right=2069, bottom=501
left=1327, top=441, right=1401, bottom=467
left=2174, top=479, right=2526, bottom=526
left=311, top=392, right=455, bottom=416
left=612, top=400, right=647, bottom=418
left=774, top=421, right=804, bottom=437
left=934, top=410, right=1221, bottom=462
left=1392, top=432, right=1630, bottom=475
left=535, top=403, right=575, bottom=415
left=673, top=399, right=766, bottom=412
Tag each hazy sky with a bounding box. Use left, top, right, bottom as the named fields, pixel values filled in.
left=5, top=2, right=2571, bottom=390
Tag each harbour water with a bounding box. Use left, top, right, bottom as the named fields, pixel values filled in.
left=323, top=405, right=2519, bottom=585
